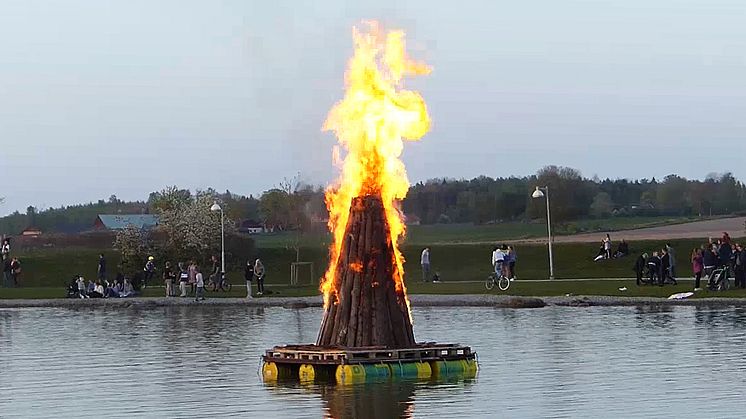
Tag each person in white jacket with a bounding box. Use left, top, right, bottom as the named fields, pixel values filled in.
left=491, top=246, right=506, bottom=277
left=420, top=248, right=431, bottom=282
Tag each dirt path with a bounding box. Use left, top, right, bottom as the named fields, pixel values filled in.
left=550, top=216, right=746, bottom=243
left=448, top=216, right=746, bottom=245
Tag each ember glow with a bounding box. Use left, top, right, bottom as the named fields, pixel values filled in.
left=320, top=21, right=431, bottom=311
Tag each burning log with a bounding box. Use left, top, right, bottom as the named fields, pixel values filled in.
left=316, top=195, right=415, bottom=348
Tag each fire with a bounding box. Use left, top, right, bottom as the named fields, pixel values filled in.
left=320, top=21, right=431, bottom=311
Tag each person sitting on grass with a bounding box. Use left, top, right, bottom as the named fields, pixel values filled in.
left=104, top=281, right=120, bottom=298
left=120, top=278, right=135, bottom=298
left=77, top=275, right=88, bottom=298
left=614, top=240, right=630, bottom=258
left=67, top=278, right=79, bottom=298
left=594, top=241, right=606, bottom=262
left=88, top=280, right=104, bottom=298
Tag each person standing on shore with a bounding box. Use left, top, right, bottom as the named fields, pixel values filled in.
left=163, top=261, right=175, bottom=297
left=188, top=260, right=197, bottom=296
left=9, top=257, right=21, bottom=287
left=143, top=256, right=156, bottom=287
left=660, top=248, right=676, bottom=286
left=734, top=244, right=746, bottom=289
left=2, top=258, right=11, bottom=288
left=666, top=243, right=677, bottom=279
left=420, top=247, right=431, bottom=282
left=691, top=249, right=704, bottom=291
left=244, top=259, right=254, bottom=298
left=506, top=245, right=517, bottom=280
left=603, top=234, right=612, bottom=259
left=1, top=238, right=10, bottom=262
left=254, top=259, right=265, bottom=296
left=633, top=253, right=647, bottom=286
left=178, top=262, right=189, bottom=297
left=491, top=245, right=505, bottom=277
left=703, top=245, right=718, bottom=288
left=97, top=254, right=106, bottom=282
left=194, top=266, right=205, bottom=301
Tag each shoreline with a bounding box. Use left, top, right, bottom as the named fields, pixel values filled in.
left=3, top=294, right=746, bottom=309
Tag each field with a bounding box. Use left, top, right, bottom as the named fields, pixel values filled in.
left=2, top=215, right=742, bottom=299
left=253, top=215, right=721, bottom=248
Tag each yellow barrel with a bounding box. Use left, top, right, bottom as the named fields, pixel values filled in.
left=336, top=364, right=366, bottom=385
left=461, top=359, right=478, bottom=378
left=389, top=362, right=432, bottom=380
left=262, top=362, right=280, bottom=381
left=299, top=364, right=316, bottom=382
left=430, top=360, right=467, bottom=377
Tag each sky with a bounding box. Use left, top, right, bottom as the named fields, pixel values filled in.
left=1, top=0, right=745, bottom=215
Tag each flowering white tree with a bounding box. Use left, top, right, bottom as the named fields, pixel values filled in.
left=157, top=189, right=235, bottom=260
left=113, top=224, right=152, bottom=274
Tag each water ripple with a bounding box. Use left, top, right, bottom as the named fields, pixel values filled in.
left=2, top=305, right=746, bottom=418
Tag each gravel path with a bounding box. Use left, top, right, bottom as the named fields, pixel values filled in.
left=2, top=294, right=746, bottom=309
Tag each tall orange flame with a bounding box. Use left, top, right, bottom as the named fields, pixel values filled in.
left=320, top=21, right=431, bottom=311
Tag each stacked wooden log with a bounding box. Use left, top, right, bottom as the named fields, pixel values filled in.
left=316, top=195, right=416, bottom=348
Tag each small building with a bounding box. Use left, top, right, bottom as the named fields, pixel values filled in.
left=238, top=219, right=265, bottom=234
left=94, top=214, right=160, bottom=231
left=21, top=227, right=42, bottom=237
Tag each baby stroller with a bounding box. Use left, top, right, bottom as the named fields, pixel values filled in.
left=642, top=261, right=659, bottom=285
left=707, top=267, right=730, bottom=291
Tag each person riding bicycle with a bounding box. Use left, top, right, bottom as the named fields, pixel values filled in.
left=491, top=245, right=506, bottom=278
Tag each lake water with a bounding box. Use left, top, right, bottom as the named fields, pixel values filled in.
left=1, top=304, right=746, bottom=418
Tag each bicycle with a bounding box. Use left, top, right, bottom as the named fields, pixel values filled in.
left=485, top=271, right=510, bottom=291
left=207, top=273, right=232, bottom=292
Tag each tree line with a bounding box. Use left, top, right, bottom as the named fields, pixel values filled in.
left=1, top=166, right=745, bottom=235
left=404, top=167, right=746, bottom=224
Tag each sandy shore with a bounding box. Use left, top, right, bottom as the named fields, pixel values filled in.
left=2, top=294, right=746, bottom=309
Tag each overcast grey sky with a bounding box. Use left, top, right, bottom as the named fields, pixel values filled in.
left=1, top=0, right=745, bottom=215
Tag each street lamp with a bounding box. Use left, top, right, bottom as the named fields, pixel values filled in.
left=532, top=186, right=554, bottom=280
left=210, top=202, right=225, bottom=276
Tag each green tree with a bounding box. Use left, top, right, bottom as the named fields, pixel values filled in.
left=590, top=192, right=613, bottom=217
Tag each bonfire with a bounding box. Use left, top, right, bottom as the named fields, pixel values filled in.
left=316, top=21, right=431, bottom=348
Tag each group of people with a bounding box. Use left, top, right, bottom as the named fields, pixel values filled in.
left=1, top=238, right=21, bottom=288
left=633, top=243, right=678, bottom=286
left=491, top=244, right=518, bottom=280
left=68, top=274, right=136, bottom=299
left=690, top=232, right=746, bottom=290
left=594, top=234, right=629, bottom=261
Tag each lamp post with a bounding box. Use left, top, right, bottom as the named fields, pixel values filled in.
left=210, top=203, right=225, bottom=276
left=532, top=186, right=554, bottom=280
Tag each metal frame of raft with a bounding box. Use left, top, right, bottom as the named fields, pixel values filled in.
left=262, top=343, right=478, bottom=384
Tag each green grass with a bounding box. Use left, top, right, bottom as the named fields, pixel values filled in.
left=4, top=281, right=746, bottom=300
left=5, top=239, right=708, bottom=289
left=253, top=215, right=707, bottom=248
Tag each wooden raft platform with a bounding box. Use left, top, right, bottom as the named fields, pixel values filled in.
left=263, top=342, right=475, bottom=365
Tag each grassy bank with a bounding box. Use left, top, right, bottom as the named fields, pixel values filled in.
left=3, top=280, right=746, bottom=300
left=4, top=238, right=710, bottom=290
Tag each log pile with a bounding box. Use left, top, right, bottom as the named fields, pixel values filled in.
left=316, top=195, right=416, bottom=348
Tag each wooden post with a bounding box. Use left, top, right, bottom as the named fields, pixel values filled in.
left=316, top=195, right=415, bottom=348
